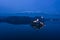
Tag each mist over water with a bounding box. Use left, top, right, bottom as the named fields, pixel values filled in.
left=0, top=13, right=60, bottom=40
left=0, top=0, right=60, bottom=40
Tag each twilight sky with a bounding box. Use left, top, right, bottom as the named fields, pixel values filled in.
left=0, top=0, right=59, bottom=14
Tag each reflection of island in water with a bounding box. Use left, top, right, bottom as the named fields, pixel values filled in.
left=0, top=16, right=45, bottom=29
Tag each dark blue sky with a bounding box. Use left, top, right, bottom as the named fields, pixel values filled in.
left=0, top=0, right=59, bottom=14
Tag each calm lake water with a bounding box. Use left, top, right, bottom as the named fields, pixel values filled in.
left=0, top=13, right=60, bottom=40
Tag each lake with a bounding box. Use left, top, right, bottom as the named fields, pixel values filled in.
left=0, top=13, right=60, bottom=40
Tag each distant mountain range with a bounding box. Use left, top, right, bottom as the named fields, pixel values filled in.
left=0, top=12, right=60, bottom=18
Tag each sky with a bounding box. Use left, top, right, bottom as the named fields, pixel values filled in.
left=0, top=0, right=59, bottom=14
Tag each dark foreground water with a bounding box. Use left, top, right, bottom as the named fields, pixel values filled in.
left=0, top=13, right=60, bottom=40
